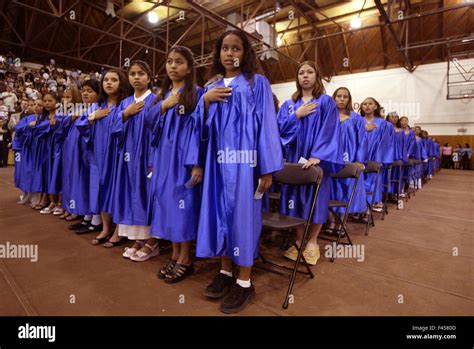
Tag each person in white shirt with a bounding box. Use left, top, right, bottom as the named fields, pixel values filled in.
left=0, top=97, right=8, bottom=120
left=0, top=85, right=18, bottom=112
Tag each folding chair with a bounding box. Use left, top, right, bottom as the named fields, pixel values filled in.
left=412, top=159, right=422, bottom=192
left=260, top=162, right=324, bottom=309
left=389, top=160, right=404, bottom=210
left=319, top=162, right=360, bottom=262
left=401, top=161, right=413, bottom=201
left=429, top=156, right=437, bottom=178
left=363, top=161, right=382, bottom=235
left=405, top=159, right=419, bottom=196
left=381, top=163, right=392, bottom=220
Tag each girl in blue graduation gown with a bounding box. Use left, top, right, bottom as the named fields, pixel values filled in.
left=24, top=98, right=52, bottom=210
left=61, top=82, right=99, bottom=219
left=76, top=70, right=131, bottom=246
left=379, top=117, right=395, bottom=202
left=18, top=100, right=43, bottom=199
left=148, top=46, right=204, bottom=283
left=40, top=93, right=64, bottom=215
left=196, top=30, right=283, bottom=314
left=12, top=110, right=35, bottom=195
left=56, top=86, right=82, bottom=220
left=11, top=99, right=31, bottom=197
left=413, top=126, right=427, bottom=189
left=359, top=97, right=392, bottom=211
left=277, top=61, right=343, bottom=266
left=399, top=116, right=415, bottom=195
left=330, top=87, right=367, bottom=219
left=423, top=131, right=436, bottom=179
left=385, top=112, right=404, bottom=195
left=112, top=60, right=158, bottom=262
left=421, top=130, right=431, bottom=179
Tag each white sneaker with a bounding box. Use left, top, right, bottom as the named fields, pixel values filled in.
left=372, top=206, right=383, bottom=212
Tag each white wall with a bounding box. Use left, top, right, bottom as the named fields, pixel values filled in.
left=271, top=61, right=474, bottom=136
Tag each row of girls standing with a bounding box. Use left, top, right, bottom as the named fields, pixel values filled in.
left=13, top=31, right=284, bottom=314
left=12, top=29, right=439, bottom=314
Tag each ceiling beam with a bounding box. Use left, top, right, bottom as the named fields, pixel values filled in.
left=83, top=0, right=171, bottom=49
left=380, top=25, right=389, bottom=69
left=185, top=0, right=300, bottom=65
left=0, top=9, right=25, bottom=44
left=0, top=39, right=120, bottom=70
left=277, top=2, right=473, bottom=37
left=375, top=0, right=414, bottom=72
left=80, top=20, right=121, bottom=59
left=122, top=3, right=161, bottom=38
left=172, top=15, right=203, bottom=47
left=11, top=0, right=167, bottom=55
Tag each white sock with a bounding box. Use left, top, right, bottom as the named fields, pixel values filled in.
left=84, top=215, right=92, bottom=221
left=236, top=278, right=251, bottom=288
left=220, top=270, right=233, bottom=277
left=91, top=214, right=102, bottom=226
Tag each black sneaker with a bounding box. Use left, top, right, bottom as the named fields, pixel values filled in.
left=220, top=283, right=255, bottom=314
left=75, top=224, right=103, bottom=235
left=68, top=221, right=90, bottom=231
left=203, top=273, right=236, bottom=299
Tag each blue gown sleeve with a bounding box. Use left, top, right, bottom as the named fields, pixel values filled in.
left=198, top=84, right=218, bottom=144
left=309, top=96, right=343, bottom=169
left=75, top=113, right=92, bottom=146
left=12, top=117, right=29, bottom=151
left=32, top=118, right=51, bottom=137
left=277, top=100, right=299, bottom=148
left=421, top=140, right=428, bottom=160
left=381, top=121, right=394, bottom=164
left=355, top=115, right=368, bottom=164
left=408, top=132, right=416, bottom=159
left=184, top=88, right=205, bottom=168
left=14, top=116, right=29, bottom=134
left=111, top=100, right=128, bottom=146
left=430, top=140, right=436, bottom=157
left=253, top=74, right=284, bottom=176
left=146, top=100, right=165, bottom=147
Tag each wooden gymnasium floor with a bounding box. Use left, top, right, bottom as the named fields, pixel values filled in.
left=0, top=166, right=472, bottom=316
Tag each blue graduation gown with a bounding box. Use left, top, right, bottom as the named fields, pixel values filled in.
left=402, top=129, right=416, bottom=186
left=426, top=138, right=435, bottom=176
left=148, top=87, right=204, bottom=242
left=19, top=116, right=38, bottom=193
left=402, top=129, right=416, bottom=163
left=61, top=105, right=98, bottom=215
left=12, top=114, right=35, bottom=189
left=195, top=74, right=283, bottom=267
left=277, top=94, right=343, bottom=224
left=76, top=102, right=120, bottom=215
left=29, top=117, right=52, bottom=193
left=414, top=136, right=428, bottom=176
left=112, top=93, right=156, bottom=226
left=388, top=127, right=404, bottom=194
left=47, top=114, right=64, bottom=195
left=380, top=122, right=395, bottom=194
left=331, top=111, right=368, bottom=213
left=363, top=117, right=390, bottom=203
